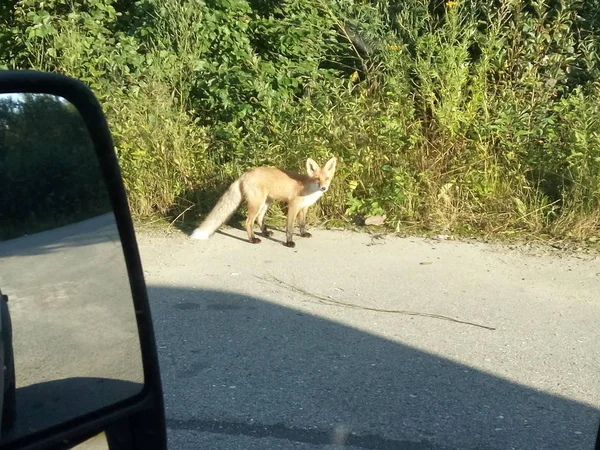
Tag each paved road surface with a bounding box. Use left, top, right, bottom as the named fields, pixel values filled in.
left=137, top=225, right=600, bottom=450
left=0, top=214, right=144, bottom=441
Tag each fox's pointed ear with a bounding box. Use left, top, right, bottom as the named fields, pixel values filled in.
left=325, top=157, right=337, bottom=173
left=306, top=158, right=319, bottom=177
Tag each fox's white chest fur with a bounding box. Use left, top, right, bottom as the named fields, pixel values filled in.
left=299, top=188, right=324, bottom=208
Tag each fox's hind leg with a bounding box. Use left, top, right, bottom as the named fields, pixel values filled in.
left=257, top=199, right=273, bottom=237
left=245, top=194, right=267, bottom=244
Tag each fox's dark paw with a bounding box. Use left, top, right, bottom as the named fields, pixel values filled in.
left=250, top=237, right=262, bottom=244
left=300, top=232, right=312, bottom=238
left=284, top=240, right=296, bottom=248
left=261, top=229, right=274, bottom=237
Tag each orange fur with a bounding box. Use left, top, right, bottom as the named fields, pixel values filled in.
left=191, top=157, right=337, bottom=247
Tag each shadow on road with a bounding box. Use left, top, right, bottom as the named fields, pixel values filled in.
left=148, top=286, right=600, bottom=450
left=2, top=377, right=143, bottom=444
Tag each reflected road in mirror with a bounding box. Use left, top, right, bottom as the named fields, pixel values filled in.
left=0, top=214, right=144, bottom=440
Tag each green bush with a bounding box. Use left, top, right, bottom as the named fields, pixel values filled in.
left=0, top=94, right=111, bottom=239
left=1, top=0, right=599, bottom=240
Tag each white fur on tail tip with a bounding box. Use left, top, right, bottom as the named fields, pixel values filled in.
left=190, top=228, right=210, bottom=240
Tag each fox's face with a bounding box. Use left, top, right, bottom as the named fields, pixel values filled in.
left=306, top=157, right=337, bottom=193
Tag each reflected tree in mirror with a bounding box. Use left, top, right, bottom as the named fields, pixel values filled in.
left=0, top=93, right=111, bottom=238
left=0, top=93, right=144, bottom=444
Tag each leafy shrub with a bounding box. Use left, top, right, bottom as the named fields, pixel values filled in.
left=1, top=0, right=598, bottom=240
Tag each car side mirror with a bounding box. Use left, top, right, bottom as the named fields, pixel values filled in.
left=0, top=71, right=166, bottom=450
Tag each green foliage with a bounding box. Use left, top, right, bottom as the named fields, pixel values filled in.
left=2, top=0, right=599, bottom=240
left=0, top=94, right=111, bottom=239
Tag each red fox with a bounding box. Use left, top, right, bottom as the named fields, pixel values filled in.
left=191, top=157, right=337, bottom=247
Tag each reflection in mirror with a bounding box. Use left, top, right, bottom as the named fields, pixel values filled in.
left=0, top=93, right=144, bottom=443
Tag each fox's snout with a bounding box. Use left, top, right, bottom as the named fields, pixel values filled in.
left=320, top=186, right=328, bottom=192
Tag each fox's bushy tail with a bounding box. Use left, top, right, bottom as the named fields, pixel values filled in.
left=191, top=179, right=242, bottom=240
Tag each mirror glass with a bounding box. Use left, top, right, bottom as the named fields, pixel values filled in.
left=0, top=93, right=144, bottom=443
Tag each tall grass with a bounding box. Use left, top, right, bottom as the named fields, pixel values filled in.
left=2, top=0, right=599, bottom=240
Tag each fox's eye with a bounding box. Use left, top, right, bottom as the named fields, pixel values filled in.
left=325, top=177, right=330, bottom=181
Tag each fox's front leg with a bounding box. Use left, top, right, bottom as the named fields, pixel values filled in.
left=298, top=207, right=311, bottom=238
left=284, top=204, right=301, bottom=248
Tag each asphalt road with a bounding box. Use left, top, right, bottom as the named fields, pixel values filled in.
left=0, top=214, right=144, bottom=442
left=137, top=225, right=600, bottom=450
